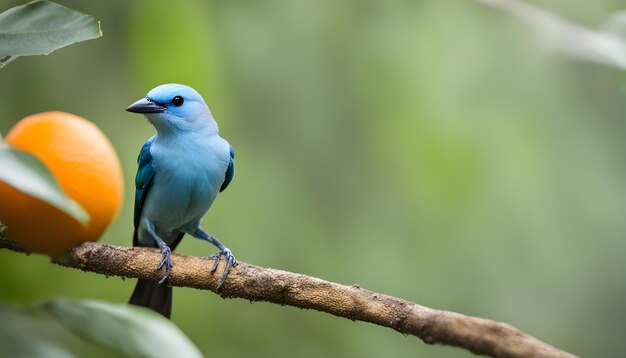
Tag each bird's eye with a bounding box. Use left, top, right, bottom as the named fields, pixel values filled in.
left=171, top=96, right=184, bottom=107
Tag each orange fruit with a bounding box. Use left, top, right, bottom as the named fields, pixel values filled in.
left=0, top=111, right=124, bottom=255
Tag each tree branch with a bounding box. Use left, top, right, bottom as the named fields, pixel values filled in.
left=0, top=239, right=575, bottom=358
left=474, top=0, right=626, bottom=70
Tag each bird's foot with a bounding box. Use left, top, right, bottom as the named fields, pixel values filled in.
left=156, top=245, right=173, bottom=284
left=209, top=247, right=237, bottom=290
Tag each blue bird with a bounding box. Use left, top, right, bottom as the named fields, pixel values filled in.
left=126, top=84, right=236, bottom=318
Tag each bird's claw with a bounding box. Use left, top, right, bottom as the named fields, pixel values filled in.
left=209, top=248, right=237, bottom=290
left=156, top=246, right=173, bottom=284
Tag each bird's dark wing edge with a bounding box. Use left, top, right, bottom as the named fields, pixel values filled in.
left=219, top=145, right=235, bottom=192
left=133, top=136, right=156, bottom=247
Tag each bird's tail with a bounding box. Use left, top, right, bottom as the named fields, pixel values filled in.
left=129, top=279, right=173, bottom=318
left=129, top=232, right=183, bottom=319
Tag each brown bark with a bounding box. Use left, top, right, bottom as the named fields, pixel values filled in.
left=0, top=239, right=576, bottom=358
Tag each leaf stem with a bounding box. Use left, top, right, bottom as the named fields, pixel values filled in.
left=0, top=56, right=18, bottom=69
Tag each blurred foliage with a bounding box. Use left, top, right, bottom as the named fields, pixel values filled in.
left=1, top=0, right=626, bottom=357
left=0, top=299, right=201, bottom=358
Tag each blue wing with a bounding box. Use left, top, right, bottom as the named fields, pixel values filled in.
left=133, top=136, right=156, bottom=246
left=220, top=145, right=235, bottom=192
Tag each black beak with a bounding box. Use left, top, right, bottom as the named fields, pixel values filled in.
left=126, top=98, right=166, bottom=114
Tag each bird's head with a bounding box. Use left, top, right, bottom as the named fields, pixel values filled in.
left=126, top=84, right=218, bottom=135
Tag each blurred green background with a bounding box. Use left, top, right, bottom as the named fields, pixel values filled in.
left=1, top=1, right=625, bottom=357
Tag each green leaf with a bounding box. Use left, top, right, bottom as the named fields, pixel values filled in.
left=0, top=0, right=102, bottom=59
left=43, top=299, right=203, bottom=358
left=0, top=303, right=117, bottom=357
left=0, top=299, right=201, bottom=357
left=0, top=143, right=89, bottom=225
